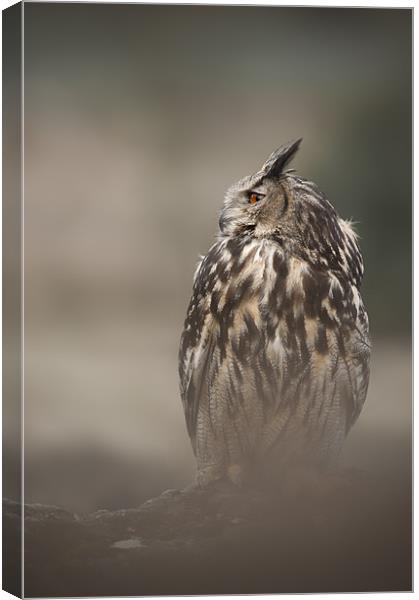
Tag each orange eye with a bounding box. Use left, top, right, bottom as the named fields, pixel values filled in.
left=249, top=193, right=260, bottom=205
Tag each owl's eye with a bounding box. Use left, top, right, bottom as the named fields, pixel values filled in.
left=248, top=192, right=264, bottom=205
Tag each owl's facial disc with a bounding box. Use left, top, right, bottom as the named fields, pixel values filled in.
left=219, top=178, right=292, bottom=238
left=219, top=140, right=302, bottom=238
left=253, top=181, right=289, bottom=238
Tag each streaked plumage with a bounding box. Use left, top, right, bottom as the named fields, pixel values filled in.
left=179, top=140, right=370, bottom=486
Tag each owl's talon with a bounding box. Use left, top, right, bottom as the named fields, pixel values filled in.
left=196, top=465, right=223, bottom=488
left=227, top=464, right=244, bottom=487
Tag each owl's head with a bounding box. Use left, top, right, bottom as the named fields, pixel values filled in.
left=219, top=139, right=317, bottom=240
left=219, top=138, right=333, bottom=240
left=218, top=139, right=363, bottom=284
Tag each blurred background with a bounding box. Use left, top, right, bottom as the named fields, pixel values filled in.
left=13, top=5, right=411, bottom=512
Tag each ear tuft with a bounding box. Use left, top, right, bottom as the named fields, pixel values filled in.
left=262, top=138, right=302, bottom=179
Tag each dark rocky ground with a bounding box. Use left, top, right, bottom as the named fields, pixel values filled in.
left=4, top=467, right=412, bottom=597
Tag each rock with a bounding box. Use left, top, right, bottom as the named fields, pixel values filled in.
left=111, top=538, right=146, bottom=550
left=4, top=469, right=411, bottom=597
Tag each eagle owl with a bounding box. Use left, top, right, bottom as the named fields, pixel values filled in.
left=179, top=140, right=370, bottom=486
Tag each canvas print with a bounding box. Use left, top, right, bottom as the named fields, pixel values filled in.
left=3, top=2, right=412, bottom=597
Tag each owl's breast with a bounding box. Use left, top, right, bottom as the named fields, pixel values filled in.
left=205, top=236, right=367, bottom=368
left=206, top=239, right=281, bottom=353
left=180, top=235, right=370, bottom=456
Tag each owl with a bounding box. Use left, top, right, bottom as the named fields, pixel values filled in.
left=179, top=139, right=370, bottom=487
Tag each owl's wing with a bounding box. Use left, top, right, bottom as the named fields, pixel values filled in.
left=179, top=330, right=216, bottom=450
left=261, top=285, right=371, bottom=458
left=178, top=254, right=216, bottom=449
left=345, top=307, right=371, bottom=431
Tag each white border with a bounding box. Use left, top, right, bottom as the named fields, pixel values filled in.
left=21, top=1, right=24, bottom=597
left=0, top=1, right=414, bottom=600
